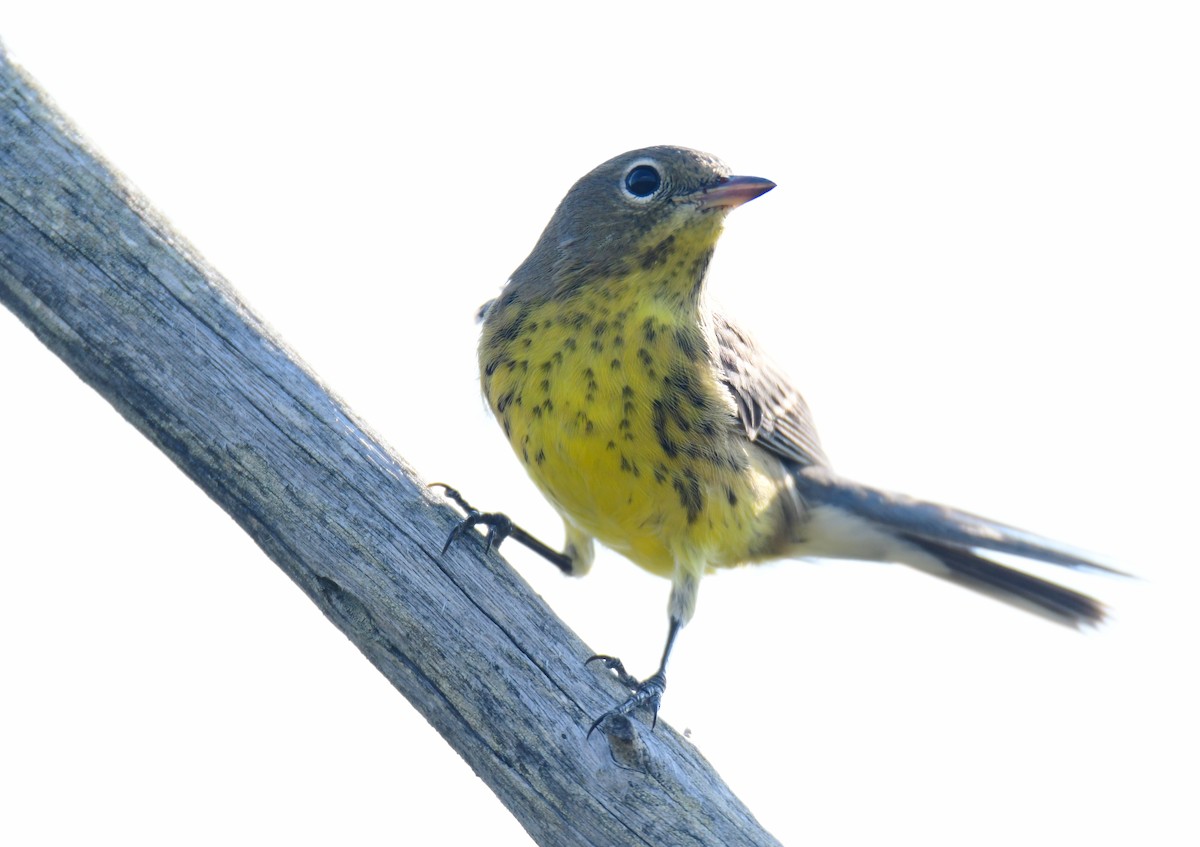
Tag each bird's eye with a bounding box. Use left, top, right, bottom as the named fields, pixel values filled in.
left=624, top=164, right=662, bottom=199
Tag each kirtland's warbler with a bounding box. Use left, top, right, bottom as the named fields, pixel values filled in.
left=440, top=145, right=1119, bottom=735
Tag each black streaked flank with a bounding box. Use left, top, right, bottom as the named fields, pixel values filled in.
left=673, top=467, right=704, bottom=523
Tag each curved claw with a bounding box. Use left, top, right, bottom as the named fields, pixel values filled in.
left=585, top=654, right=639, bottom=689
left=428, top=482, right=463, bottom=505
left=586, top=658, right=668, bottom=738
left=432, top=483, right=515, bottom=555
left=585, top=654, right=624, bottom=670
left=440, top=516, right=478, bottom=555
left=586, top=670, right=667, bottom=739
left=440, top=510, right=514, bottom=555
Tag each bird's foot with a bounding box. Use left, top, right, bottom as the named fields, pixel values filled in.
left=431, top=483, right=577, bottom=574
left=586, top=656, right=667, bottom=737
left=430, top=483, right=513, bottom=554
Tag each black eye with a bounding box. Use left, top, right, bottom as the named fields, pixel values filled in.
left=624, top=164, right=662, bottom=198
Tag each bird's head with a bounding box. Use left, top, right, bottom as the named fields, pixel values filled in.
left=509, top=146, right=775, bottom=300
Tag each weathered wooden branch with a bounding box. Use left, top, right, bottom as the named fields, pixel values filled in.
left=0, top=49, right=780, bottom=847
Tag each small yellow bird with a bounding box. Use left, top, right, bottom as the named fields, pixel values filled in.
left=440, top=145, right=1118, bottom=734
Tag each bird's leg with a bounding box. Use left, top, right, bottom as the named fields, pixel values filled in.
left=586, top=567, right=699, bottom=736
left=586, top=615, right=682, bottom=737
left=431, top=483, right=575, bottom=574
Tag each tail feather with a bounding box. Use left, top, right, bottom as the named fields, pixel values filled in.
left=794, top=466, right=1125, bottom=575
left=900, top=536, right=1107, bottom=625
left=791, top=467, right=1119, bottom=627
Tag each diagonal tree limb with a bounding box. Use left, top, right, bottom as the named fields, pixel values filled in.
left=0, top=48, right=781, bottom=847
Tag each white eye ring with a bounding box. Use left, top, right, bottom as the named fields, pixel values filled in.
left=621, top=158, right=665, bottom=203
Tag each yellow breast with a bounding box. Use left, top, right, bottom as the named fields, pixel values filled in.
left=480, top=228, right=786, bottom=577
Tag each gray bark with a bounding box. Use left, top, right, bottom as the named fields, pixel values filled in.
left=0, top=48, right=781, bottom=847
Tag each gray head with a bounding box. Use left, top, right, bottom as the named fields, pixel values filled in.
left=506, top=146, right=775, bottom=298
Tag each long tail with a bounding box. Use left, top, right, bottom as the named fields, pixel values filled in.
left=791, top=466, right=1123, bottom=626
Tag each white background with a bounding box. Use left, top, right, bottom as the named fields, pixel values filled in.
left=2, top=3, right=1197, bottom=845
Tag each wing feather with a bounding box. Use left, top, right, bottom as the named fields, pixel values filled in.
left=713, top=314, right=829, bottom=468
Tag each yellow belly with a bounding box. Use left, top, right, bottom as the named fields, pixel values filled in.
left=480, top=278, right=784, bottom=577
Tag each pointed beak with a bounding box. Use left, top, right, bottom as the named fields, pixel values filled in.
left=687, top=175, right=776, bottom=211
